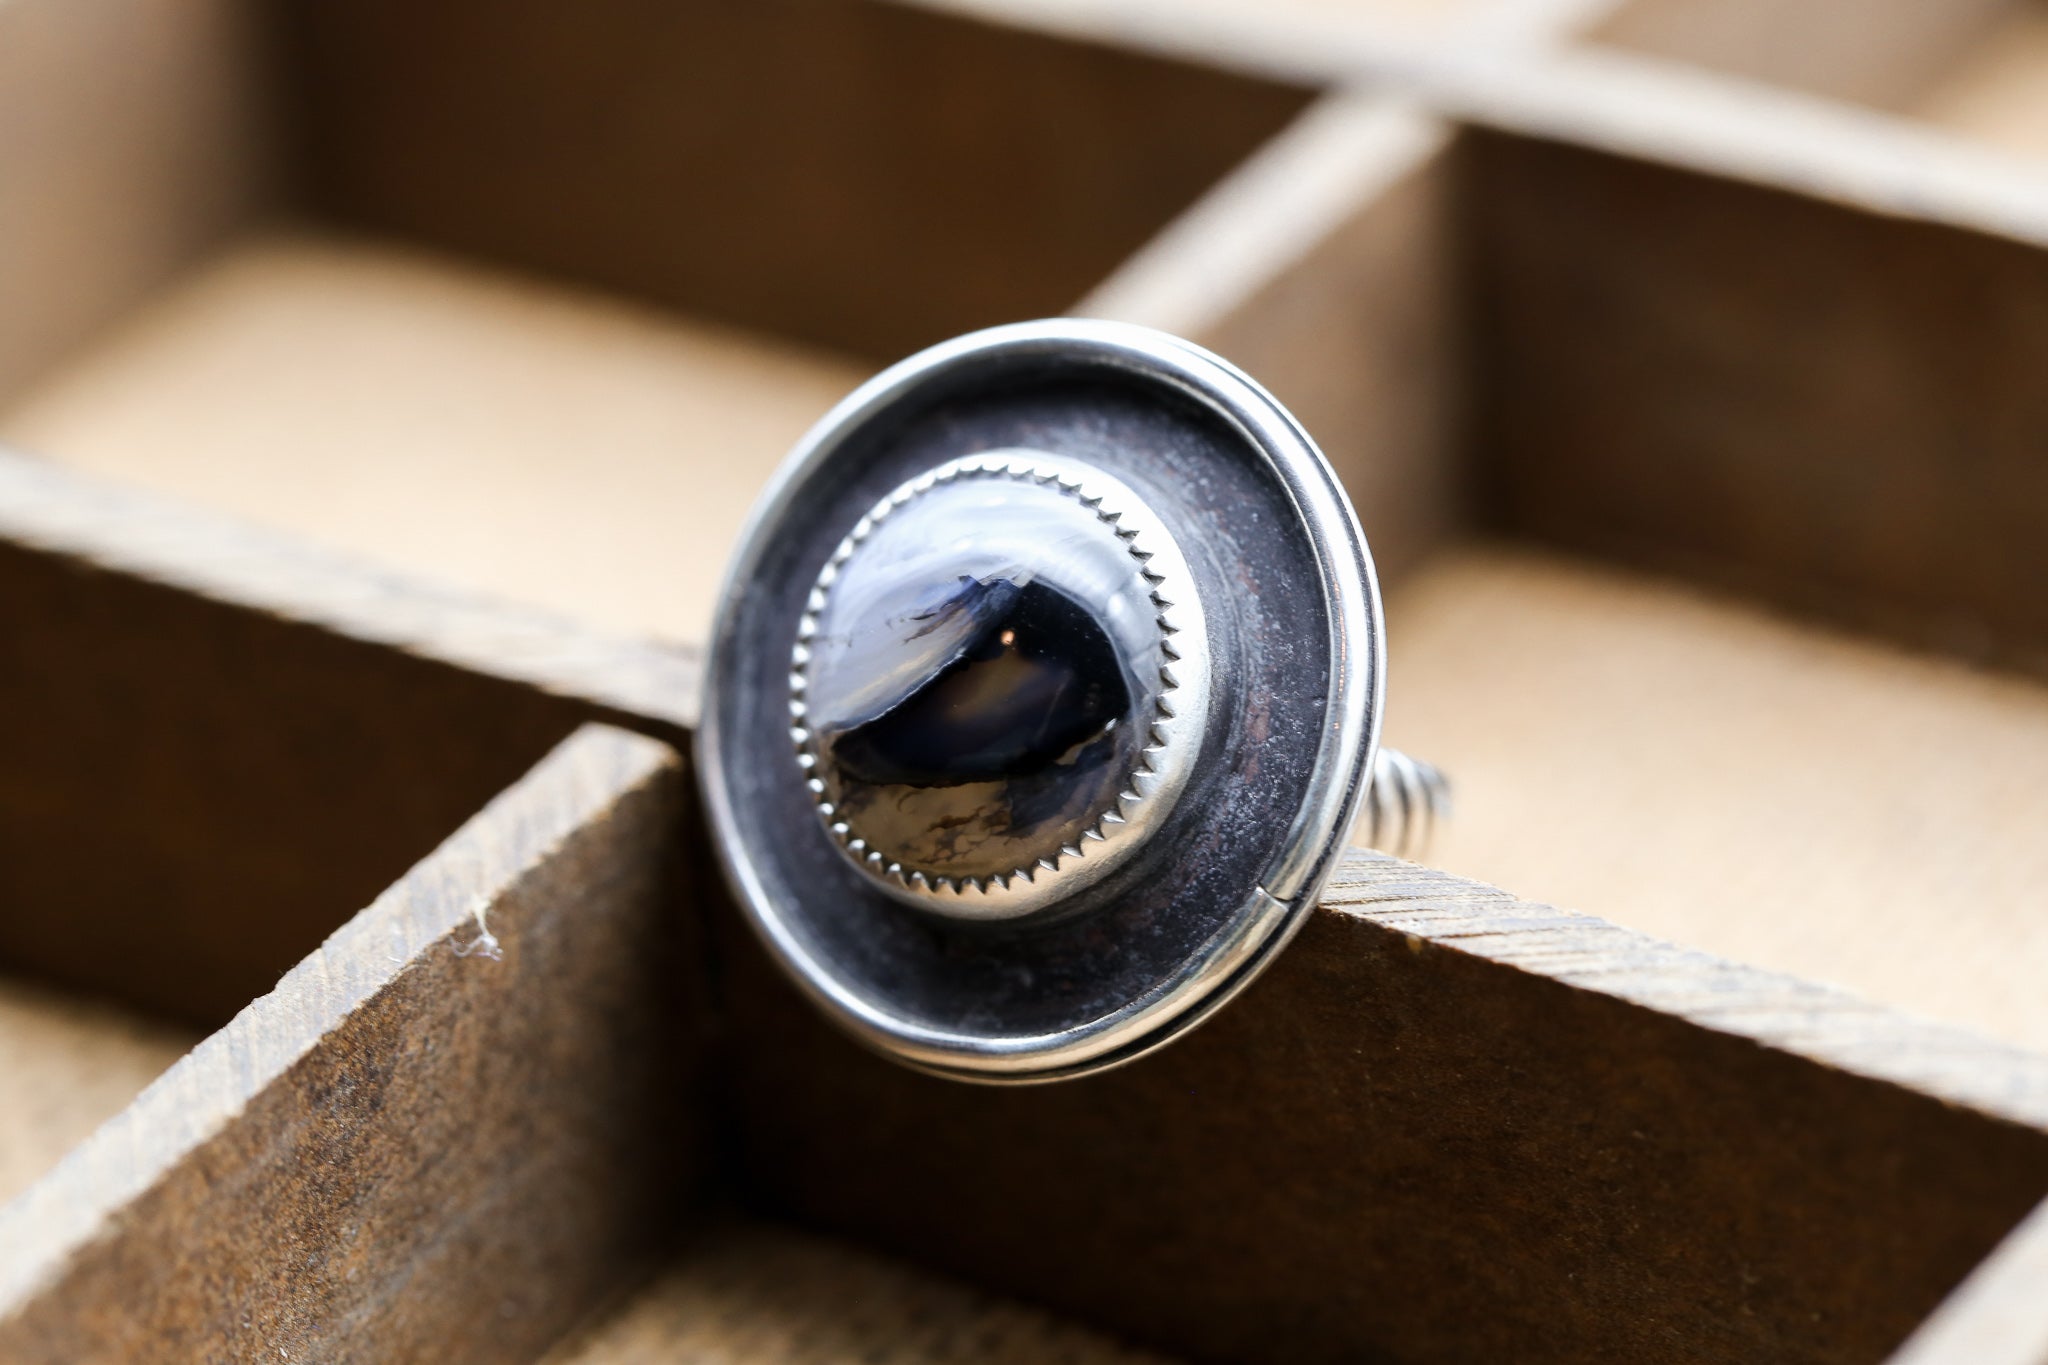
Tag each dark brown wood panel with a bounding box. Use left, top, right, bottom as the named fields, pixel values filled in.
left=1888, top=1190, right=2048, bottom=1364
left=0, top=453, right=694, bottom=1027
left=1190, top=109, right=1469, bottom=582
left=0, top=725, right=703, bottom=1364
left=718, top=851, right=2048, bottom=1365
left=1465, top=127, right=2048, bottom=675
left=265, top=0, right=1315, bottom=361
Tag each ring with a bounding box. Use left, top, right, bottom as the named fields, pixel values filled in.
left=699, top=319, right=1448, bottom=1083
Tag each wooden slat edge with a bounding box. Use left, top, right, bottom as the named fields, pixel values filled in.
left=0, top=724, right=696, bottom=1361
left=1589, top=0, right=2020, bottom=108
left=1888, top=1192, right=2048, bottom=1365
left=724, top=848, right=2048, bottom=1361
left=1080, top=88, right=1465, bottom=579
left=910, top=0, right=2048, bottom=255
left=1420, top=44, right=2048, bottom=252
left=1078, top=89, right=1446, bottom=337
left=892, top=0, right=1627, bottom=85
left=0, top=448, right=699, bottom=733
left=887, top=0, right=1371, bottom=87
left=1325, top=852, right=2048, bottom=1133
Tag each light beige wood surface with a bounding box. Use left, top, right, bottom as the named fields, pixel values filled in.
left=1914, top=4, right=2048, bottom=162
left=1385, top=546, right=2048, bottom=1056
left=0, top=981, right=193, bottom=1210
left=0, top=233, right=866, bottom=645
left=550, top=1224, right=1168, bottom=1365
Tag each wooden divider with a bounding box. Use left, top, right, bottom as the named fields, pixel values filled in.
left=0, top=450, right=695, bottom=1026
left=1081, top=89, right=1468, bottom=580
left=0, top=726, right=701, bottom=1364
left=265, top=0, right=1315, bottom=363
left=717, top=850, right=2048, bottom=1365
left=1466, top=118, right=2048, bottom=676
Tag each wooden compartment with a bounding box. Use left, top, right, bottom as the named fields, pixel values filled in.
left=1596, top=0, right=2048, bottom=164
left=7, top=0, right=2048, bottom=1361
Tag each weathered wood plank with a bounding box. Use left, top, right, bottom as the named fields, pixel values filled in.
left=0, top=233, right=864, bottom=644
left=1081, top=90, right=1466, bottom=581
left=0, top=449, right=694, bottom=1026
left=6, top=20, right=2048, bottom=1359
left=265, top=0, right=1314, bottom=363
left=1465, top=109, right=2048, bottom=675
left=0, top=725, right=701, bottom=1364
left=718, top=851, right=2048, bottom=1364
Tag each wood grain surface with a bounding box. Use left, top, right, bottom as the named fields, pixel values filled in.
left=266, top=0, right=1313, bottom=363
left=0, top=725, right=701, bottom=1364
left=719, top=850, right=2048, bottom=1365
left=1466, top=117, right=2048, bottom=678
left=5, top=5, right=2048, bottom=1358
left=0, top=448, right=695, bottom=1026
left=1383, top=545, right=2048, bottom=1057
left=1082, top=90, right=1467, bottom=580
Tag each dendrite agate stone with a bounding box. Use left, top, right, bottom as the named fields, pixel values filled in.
left=830, top=577, right=1131, bottom=787
left=801, top=465, right=1168, bottom=885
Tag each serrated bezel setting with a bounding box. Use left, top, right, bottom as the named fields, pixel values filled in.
left=698, top=319, right=1384, bottom=1083
left=789, top=450, right=1212, bottom=921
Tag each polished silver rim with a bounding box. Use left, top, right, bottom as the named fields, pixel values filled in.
left=697, top=318, right=1383, bottom=1081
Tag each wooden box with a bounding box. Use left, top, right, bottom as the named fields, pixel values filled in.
left=5, top=1, right=2048, bottom=1360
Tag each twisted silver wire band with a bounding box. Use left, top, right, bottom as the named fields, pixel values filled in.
left=1359, top=747, right=1451, bottom=861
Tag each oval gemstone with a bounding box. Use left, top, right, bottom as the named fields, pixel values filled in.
left=801, top=464, right=1166, bottom=884
left=829, top=576, right=1131, bottom=788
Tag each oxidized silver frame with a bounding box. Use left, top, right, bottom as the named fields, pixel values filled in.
left=698, top=318, right=1384, bottom=1082
left=790, top=449, right=1215, bottom=919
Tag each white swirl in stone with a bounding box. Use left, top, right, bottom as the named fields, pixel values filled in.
left=789, top=450, right=1211, bottom=921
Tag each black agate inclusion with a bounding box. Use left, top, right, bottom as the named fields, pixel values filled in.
left=802, top=469, right=1163, bottom=886
left=830, top=577, right=1130, bottom=789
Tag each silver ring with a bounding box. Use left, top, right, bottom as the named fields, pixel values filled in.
left=699, top=319, right=1448, bottom=1083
